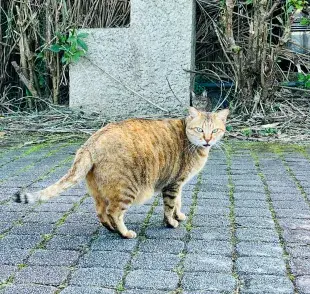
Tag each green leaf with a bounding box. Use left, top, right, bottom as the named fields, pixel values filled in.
left=300, top=17, right=310, bottom=26
left=287, top=5, right=294, bottom=14
left=77, top=32, right=89, bottom=39
left=77, top=39, right=88, bottom=52
left=298, top=73, right=305, bottom=82
left=305, top=80, right=310, bottom=89
left=49, top=44, right=62, bottom=53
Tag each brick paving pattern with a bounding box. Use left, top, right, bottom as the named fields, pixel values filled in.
left=0, top=141, right=309, bottom=293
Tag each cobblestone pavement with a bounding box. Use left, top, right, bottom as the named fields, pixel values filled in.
left=0, top=140, right=310, bottom=294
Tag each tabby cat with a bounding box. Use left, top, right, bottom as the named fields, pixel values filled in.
left=15, top=107, right=229, bottom=239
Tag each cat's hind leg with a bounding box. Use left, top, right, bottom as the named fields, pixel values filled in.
left=106, top=195, right=137, bottom=239
left=86, top=172, right=115, bottom=231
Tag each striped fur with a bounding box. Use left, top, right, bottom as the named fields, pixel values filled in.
left=14, top=108, right=229, bottom=238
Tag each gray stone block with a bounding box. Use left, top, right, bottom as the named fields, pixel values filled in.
left=0, top=249, right=29, bottom=265
left=276, top=209, right=310, bottom=219
left=290, top=258, right=310, bottom=275
left=296, top=275, right=310, bottom=294
left=283, top=229, right=310, bottom=244
left=10, top=223, right=54, bottom=235
left=195, top=206, right=229, bottom=216
left=132, top=252, right=179, bottom=270
left=58, top=287, right=114, bottom=294
left=190, top=228, right=230, bottom=241
left=235, top=200, right=268, bottom=208
left=0, top=234, right=41, bottom=249
left=79, top=251, right=130, bottom=268
left=91, top=237, right=137, bottom=252
left=0, top=265, right=16, bottom=283
left=70, top=268, right=123, bottom=287
left=46, top=235, right=91, bottom=250
left=237, top=228, right=279, bottom=243
left=125, top=269, right=178, bottom=290
left=145, top=226, right=187, bottom=240
left=56, top=222, right=99, bottom=236
left=235, top=216, right=275, bottom=229
left=234, top=207, right=272, bottom=217
left=122, top=290, right=167, bottom=294
left=287, top=245, right=310, bottom=258
left=28, top=249, right=80, bottom=266
left=234, top=192, right=266, bottom=201
left=237, top=257, right=286, bottom=275
left=139, top=239, right=184, bottom=254
left=237, top=242, right=283, bottom=258
left=0, top=211, right=23, bottom=223
left=70, top=0, right=195, bottom=118
left=24, top=212, right=64, bottom=223
left=184, top=253, right=231, bottom=272
left=196, top=198, right=230, bottom=207
left=241, top=274, right=294, bottom=294
left=187, top=240, right=232, bottom=256
left=192, top=215, right=230, bottom=227
left=272, top=200, right=309, bottom=210
left=182, top=272, right=235, bottom=291
left=34, top=202, right=74, bottom=212
left=15, top=266, right=70, bottom=285
left=197, top=191, right=229, bottom=200
left=3, top=285, right=57, bottom=294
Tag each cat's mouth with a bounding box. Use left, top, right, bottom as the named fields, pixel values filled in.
left=203, top=143, right=211, bottom=147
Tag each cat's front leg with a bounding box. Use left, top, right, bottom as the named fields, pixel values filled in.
left=162, top=183, right=186, bottom=228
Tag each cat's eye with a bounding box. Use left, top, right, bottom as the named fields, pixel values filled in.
left=212, top=129, right=219, bottom=134
left=195, top=127, right=203, bottom=133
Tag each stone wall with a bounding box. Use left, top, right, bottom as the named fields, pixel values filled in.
left=70, top=0, right=195, bottom=120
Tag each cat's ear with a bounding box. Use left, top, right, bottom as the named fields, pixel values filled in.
left=188, top=107, right=200, bottom=118
left=216, top=109, right=229, bottom=123
left=190, top=91, right=196, bottom=99
left=202, top=90, right=208, bottom=98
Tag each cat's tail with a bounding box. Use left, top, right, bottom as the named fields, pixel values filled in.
left=14, top=146, right=93, bottom=204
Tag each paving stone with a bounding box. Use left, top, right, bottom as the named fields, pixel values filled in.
left=192, top=215, right=230, bottom=227
left=287, top=245, right=310, bottom=258
left=132, top=252, right=179, bottom=270
left=46, top=235, right=91, bottom=250
left=0, top=249, right=29, bottom=265
left=60, top=287, right=114, bottom=294
left=0, top=211, right=23, bottom=223
left=24, top=212, right=64, bottom=223
left=122, top=290, right=167, bottom=294
left=56, top=222, right=99, bottom=236
left=139, top=239, right=184, bottom=254
left=0, top=202, right=32, bottom=212
left=80, top=250, right=130, bottom=268
left=234, top=207, right=272, bottom=217
left=270, top=193, right=303, bottom=201
left=197, top=191, right=229, bottom=199
left=195, top=206, right=229, bottom=216
left=237, top=228, right=279, bottom=243
left=190, top=228, right=230, bottom=241
left=91, top=236, right=138, bottom=252
left=234, top=200, right=269, bottom=208
left=296, top=275, right=310, bottom=294
left=34, top=202, right=74, bottom=212
left=283, top=229, right=310, bottom=244
left=182, top=272, right=235, bottom=291
left=125, top=270, right=178, bottom=290
left=0, top=265, right=16, bottom=283
left=290, top=258, right=310, bottom=275
left=15, top=266, right=70, bottom=285
left=241, top=274, right=294, bottom=293
left=3, top=285, right=57, bottom=294
left=184, top=254, right=231, bottom=272
left=196, top=198, right=230, bottom=207
left=237, top=242, right=283, bottom=257
left=273, top=200, right=309, bottom=210
left=187, top=240, right=232, bottom=256
left=10, top=223, right=54, bottom=235
left=276, top=209, right=310, bottom=219
left=279, top=218, right=310, bottom=231
left=145, top=226, right=187, bottom=239
left=0, top=234, right=41, bottom=249
left=70, top=268, right=123, bottom=287
left=235, top=216, right=275, bottom=229
left=234, top=192, right=266, bottom=201
left=28, top=249, right=80, bottom=266
left=237, top=257, right=287, bottom=275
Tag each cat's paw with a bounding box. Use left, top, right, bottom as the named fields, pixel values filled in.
left=176, top=212, right=186, bottom=221
left=123, top=230, right=137, bottom=239
left=166, top=218, right=179, bottom=228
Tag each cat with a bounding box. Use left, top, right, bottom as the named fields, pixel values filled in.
left=191, top=90, right=212, bottom=112
left=14, top=107, right=229, bottom=239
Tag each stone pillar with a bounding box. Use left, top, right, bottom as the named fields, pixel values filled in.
left=70, top=0, right=195, bottom=120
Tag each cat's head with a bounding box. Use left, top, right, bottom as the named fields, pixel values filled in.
left=185, top=107, right=229, bottom=148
